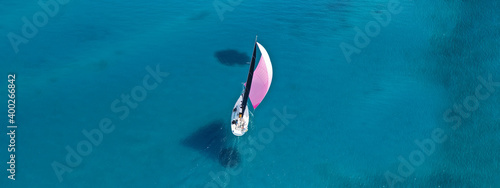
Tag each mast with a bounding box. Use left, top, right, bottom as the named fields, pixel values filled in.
left=240, top=36, right=258, bottom=116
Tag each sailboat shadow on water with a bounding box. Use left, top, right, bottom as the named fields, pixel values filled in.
left=180, top=119, right=241, bottom=168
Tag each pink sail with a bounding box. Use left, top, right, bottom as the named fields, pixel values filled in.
left=249, top=43, right=273, bottom=109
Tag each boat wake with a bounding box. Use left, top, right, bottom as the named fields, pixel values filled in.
left=181, top=119, right=241, bottom=168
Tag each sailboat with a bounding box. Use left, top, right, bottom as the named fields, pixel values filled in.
left=231, top=37, right=273, bottom=136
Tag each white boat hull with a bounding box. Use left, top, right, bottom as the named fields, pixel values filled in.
left=231, top=95, right=249, bottom=136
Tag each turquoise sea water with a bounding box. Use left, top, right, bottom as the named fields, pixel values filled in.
left=1, top=0, right=499, bottom=187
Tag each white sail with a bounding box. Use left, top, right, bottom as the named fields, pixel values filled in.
left=249, top=42, right=273, bottom=109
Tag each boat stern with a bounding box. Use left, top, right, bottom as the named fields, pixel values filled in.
left=230, top=95, right=250, bottom=136
left=231, top=118, right=248, bottom=136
